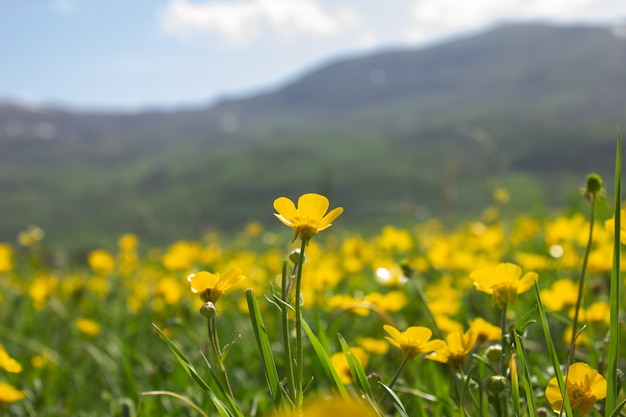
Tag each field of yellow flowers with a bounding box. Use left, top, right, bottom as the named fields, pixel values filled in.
left=1, top=176, right=625, bottom=416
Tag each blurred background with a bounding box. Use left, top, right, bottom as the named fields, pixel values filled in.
left=1, top=1, right=626, bottom=250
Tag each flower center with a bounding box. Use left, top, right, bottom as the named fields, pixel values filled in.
left=492, top=282, right=518, bottom=306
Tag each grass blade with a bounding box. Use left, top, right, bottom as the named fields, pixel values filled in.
left=533, top=284, right=574, bottom=416
left=302, top=320, right=350, bottom=400
left=606, top=132, right=622, bottom=415
left=152, top=323, right=237, bottom=417
left=378, top=381, right=410, bottom=417
left=512, top=329, right=537, bottom=417
left=246, top=289, right=282, bottom=406
left=337, top=333, right=375, bottom=400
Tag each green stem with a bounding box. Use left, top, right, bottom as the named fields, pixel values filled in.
left=208, top=315, right=235, bottom=400
left=412, top=280, right=443, bottom=339
left=388, top=354, right=411, bottom=389
left=280, top=261, right=296, bottom=403
left=294, top=238, right=308, bottom=408
left=569, top=194, right=596, bottom=353
left=500, top=302, right=508, bottom=375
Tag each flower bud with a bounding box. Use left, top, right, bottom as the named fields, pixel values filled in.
left=583, top=173, right=604, bottom=201
left=485, top=344, right=502, bottom=363
left=289, top=249, right=305, bottom=265
left=485, top=375, right=508, bottom=395
left=200, top=301, right=217, bottom=319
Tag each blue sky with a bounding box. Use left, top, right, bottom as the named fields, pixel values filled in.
left=2, top=0, right=625, bottom=111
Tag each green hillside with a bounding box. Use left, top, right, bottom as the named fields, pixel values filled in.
left=0, top=23, right=624, bottom=249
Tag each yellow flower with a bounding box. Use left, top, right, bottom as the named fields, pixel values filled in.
left=273, top=193, right=343, bottom=242
left=88, top=249, right=115, bottom=275
left=330, top=347, right=369, bottom=384
left=468, top=317, right=501, bottom=343
left=118, top=233, right=138, bottom=251
left=0, top=382, right=26, bottom=403
left=188, top=267, right=245, bottom=303
left=0, top=244, right=13, bottom=273
left=17, top=224, right=44, bottom=247
left=0, top=345, right=22, bottom=373
left=540, top=278, right=578, bottom=311
left=384, top=325, right=445, bottom=359
left=355, top=336, right=389, bottom=355
left=545, top=362, right=606, bottom=415
left=471, top=263, right=538, bottom=307
left=29, top=274, right=58, bottom=309
left=76, top=318, right=101, bottom=337
left=276, top=396, right=376, bottom=417
left=155, top=276, right=184, bottom=305
left=605, top=209, right=626, bottom=244
left=162, top=240, right=201, bottom=271
left=427, top=330, right=478, bottom=368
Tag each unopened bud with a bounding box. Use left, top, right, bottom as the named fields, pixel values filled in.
left=485, top=375, right=508, bottom=395
left=485, top=344, right=502, bottom=363
left=289, top=249, right=304, bottom=265
left=200, top=301, right=217, bottom=319
left=583, top=173, right=604, bottom=201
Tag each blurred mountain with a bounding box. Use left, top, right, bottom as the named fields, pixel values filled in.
left=1, top=23, right=625, bottom=249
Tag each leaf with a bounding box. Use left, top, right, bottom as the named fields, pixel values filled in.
left=606, top=131, right=622, bottom=416
left=152, top=323, right=237, bottom=417
left=246, top=289, right=283, bottom=407
left=301, top=320, right=350, bottom=400
left=533, top=285, right=574, bottom=416
left=378, top=381, right=409, bottom=417
left=337, top=334, right=376, bottom=402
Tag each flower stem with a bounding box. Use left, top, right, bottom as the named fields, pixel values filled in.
left=412, top=279, right=443, bottom=339
left=388, top=354, right=411, bottom=389
left=293, top=238, right=308, bottom=408
left=280, top=261, right=296, bottom=403
left=569, top=193, right=596, bottom=353
left=207, top=315, right=235, bottom=400
left=500, top=302, right=508, bottom=375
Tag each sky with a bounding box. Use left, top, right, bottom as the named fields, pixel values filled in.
left=2, top=0, right=626, bottom=111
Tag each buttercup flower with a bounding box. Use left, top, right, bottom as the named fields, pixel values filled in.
left=427, top=329, right=478, bottom=368
left=273, top=193, right=343, bottom=242
left=0, top=345, right=22, bottom=373
left=188, top=267, right=245, bottom=303
left=276, top=396, right=376, bottom=417
left=384, top=325, right=445, bottom=359
left=76, top=317, right=101, bottom=337
left=471, top=263, right=538, bottom=307
left=468, top=317, right=501, bottom=343
left=545, top=362, right=606, bottom=415
left=330, top=347, right=369, bottom=384
left=0, top=382, right=26, bottom=403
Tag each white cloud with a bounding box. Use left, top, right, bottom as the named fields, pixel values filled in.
left=161, top=0, right=361, bottom=43
left=406, top=0, right=626, bottom=43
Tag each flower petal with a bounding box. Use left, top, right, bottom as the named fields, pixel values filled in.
left=297, top=193, right=329, bottom=221
left=273, top=213, right=295, bottom=227
left=273, top=197, right=297, bottom=220
left=423, top=339, right=447, bottom=352
left=190, top=271, right=218, bottom=293
left=404, top=326, right=433, bottom=344
left=217, top=267, right=245, bottom=293
left=319, top=206, right=344, bottom=228
left=545, top=376, right=563, bottom=411
left=495, top=263, right=522, bottom=282
left=470, top=268, right=496, bottom=292
left=383, top=325, right=401, bottom=341
left=517, top=272, right=538, bottom=293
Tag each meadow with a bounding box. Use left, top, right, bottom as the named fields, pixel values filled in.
left=1, top=168, right=625, bottom=416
